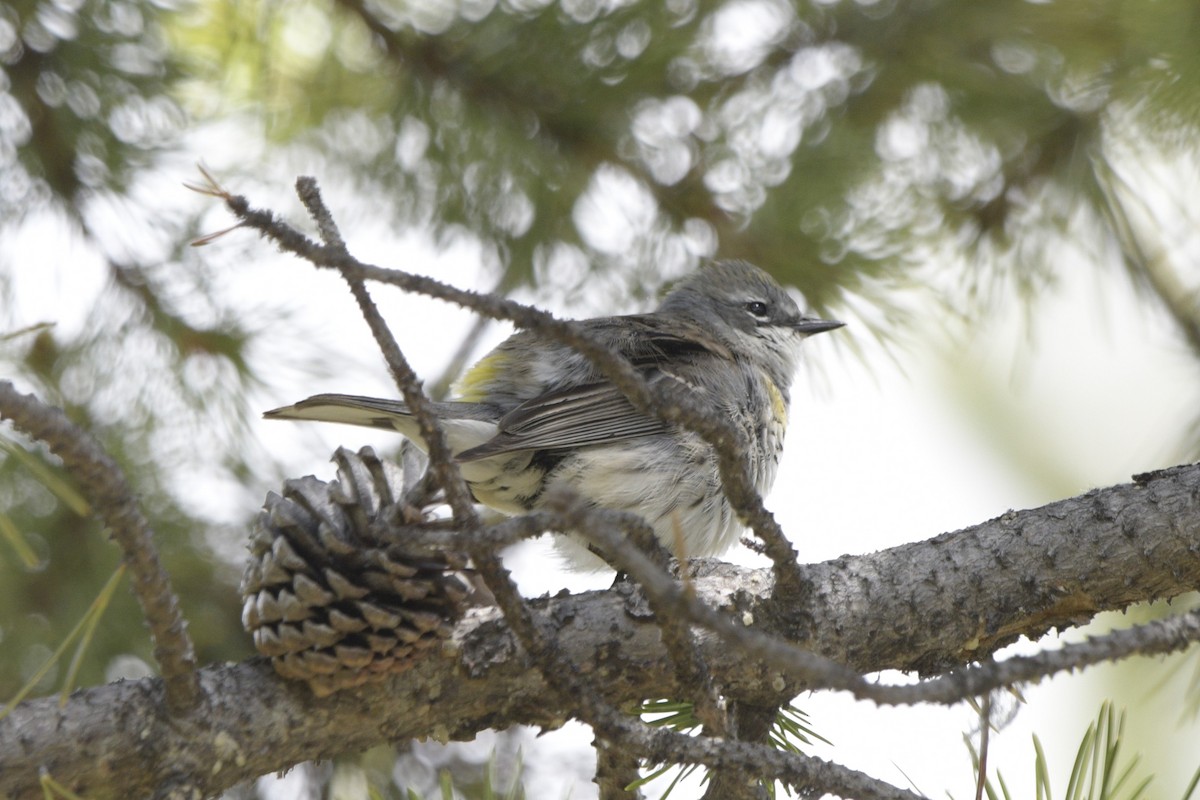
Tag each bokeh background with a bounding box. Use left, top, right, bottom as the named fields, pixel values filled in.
left=2, top=0, right=1199, bottom=796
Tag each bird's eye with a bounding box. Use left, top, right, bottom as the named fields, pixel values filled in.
left=744, top=301, right=769, bottom=318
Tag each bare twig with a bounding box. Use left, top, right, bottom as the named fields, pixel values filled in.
left=0, top=382, right=199, bottom=713
left=293, top=180, right=566, bottom=723
left=293, top=181, right=616, bottom=794
left=548, top=491, right=727, bottom=733
left=293, top=177, right=479, bottom=529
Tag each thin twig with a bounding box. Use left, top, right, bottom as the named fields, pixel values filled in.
left=291, top=177, right=577, bottom=726
left=0, top=382, right=199, bottom=713
left=293, top=177, right=483, bottom=529
left=549, top=491, right=727, bottom=734
left=598, top=713, right=925, bottom=800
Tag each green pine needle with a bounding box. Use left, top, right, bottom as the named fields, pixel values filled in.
left=0, top=511, right=41, bottom=569
left=39, top=771, right=86, bottom=800
left=0, top=437, right=91, bottom=517
left=963, top=701, right=1199, bottom=800
left=630, top=699, right=823, bottom=798
left=1, top=565, right=126, bottom=720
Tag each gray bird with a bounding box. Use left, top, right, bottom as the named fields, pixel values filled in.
left=265, top=259, right=842, bottom=568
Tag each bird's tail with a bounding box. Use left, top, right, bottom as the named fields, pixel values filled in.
left=264, top=393, right=499, bottom=444
left=263, top=393, right=422, bottom=430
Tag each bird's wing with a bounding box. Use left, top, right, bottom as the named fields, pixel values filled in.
left=587, top=313, right=733, bottom=369
left=455, top=317, right=730, bottom=461
left=455, top=378, right=675, bottom=461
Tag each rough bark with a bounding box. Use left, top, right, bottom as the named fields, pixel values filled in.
left=1, top=463, right=1198, bottom=798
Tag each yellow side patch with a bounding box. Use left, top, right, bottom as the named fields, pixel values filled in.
left=766, top=377, right=787, bottom=429
left=453, top=352, right=509, bottom=402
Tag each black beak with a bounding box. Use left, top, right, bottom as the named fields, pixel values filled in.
left=792, top=317, right=845, bottom=336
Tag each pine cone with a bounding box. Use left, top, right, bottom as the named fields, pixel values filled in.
left=241, top=446, right=476, bottom=696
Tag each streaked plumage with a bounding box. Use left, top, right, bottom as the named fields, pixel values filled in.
left=265, top=260, right=842, bottom=569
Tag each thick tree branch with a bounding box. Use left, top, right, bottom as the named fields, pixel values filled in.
left=545, top=476, right=1200, bottom=704
left=796, top=462, right=1200, bottom=675
left=4, top=463, right=1199, bottom=797
left=0, top=381, right=199, bottom=713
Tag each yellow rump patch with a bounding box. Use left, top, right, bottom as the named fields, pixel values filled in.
left=453, top=352, right=509, bottom=402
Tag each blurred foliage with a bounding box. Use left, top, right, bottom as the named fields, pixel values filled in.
left=0, top=0, right=259, bottom=696
left=0, top=0, right=183, bottom=214
left=964, top=701, right=1200, bottom=800
left=167, top=0, right=1200, bottom=318
left=0, top=0, right=1198, bottom=794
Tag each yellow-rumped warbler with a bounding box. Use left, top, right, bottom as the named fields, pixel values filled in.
left=265, top=260, right=842, bottom=569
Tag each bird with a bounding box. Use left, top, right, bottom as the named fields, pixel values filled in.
left=265, top=259, right=843, bottom=569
